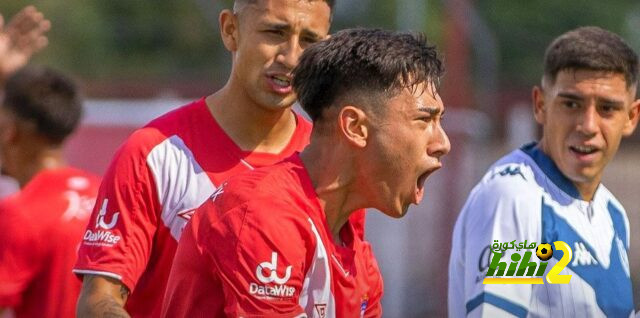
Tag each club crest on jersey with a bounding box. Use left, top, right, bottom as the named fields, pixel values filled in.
left=249, top=252, right=296, bottom=299
left=360, top=294, right=369, bottom=317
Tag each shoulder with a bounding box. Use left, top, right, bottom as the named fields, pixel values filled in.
left=473, top=150, right=540, bottom=201
left=197, top=165, right=312, bottom=246
left=115, top=99, right=206, bottom=160
left=462, top=149, right=544, bottom=223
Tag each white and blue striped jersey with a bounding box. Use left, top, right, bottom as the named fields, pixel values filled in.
left=448, top=143, right=633, bottom=318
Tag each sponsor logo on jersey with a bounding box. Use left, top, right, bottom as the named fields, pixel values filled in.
left=61, top=190, right=96, bottom=221
left=491, top=165, right=526, bottom=180
left=96, top=199, right=120, bottom=230
left=82, top=229, right=121, bottom=246
left=571, top=241, right=598, bottom=267
left=249, top=252, right=295, bottom=299
left=82, top=198, right=122, bottom=246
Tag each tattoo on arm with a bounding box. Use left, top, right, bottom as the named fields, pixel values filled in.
left=120, top=284, right=130, bottom=303
left=77, top=275, right=131, bottom=318
left=94, top=298, right=130, bottom=318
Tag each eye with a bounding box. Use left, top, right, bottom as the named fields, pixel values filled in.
left=264, top=29, right=285, bottom=37
left=562, top=100, right=580, bottom=109
left=301, top=36, right=318, bottom=44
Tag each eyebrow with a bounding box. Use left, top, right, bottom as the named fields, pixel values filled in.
left=259, top=21, right=323, bottom=42
left=418, top=106, right=442, bottom=116
left=557, top=92, right=624, bottom=106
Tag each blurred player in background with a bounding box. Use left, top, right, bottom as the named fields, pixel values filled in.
left=161, top=27, right=449, bottom=317
left=0, top=6, right=50, bottom=199
left=0, top=66, right=100, bottom=318
left=73, top=1, right=364, bottom=317
left=448, top=26, right=640, bottom=317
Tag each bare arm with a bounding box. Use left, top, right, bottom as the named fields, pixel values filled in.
left=76, top=275, right=131, bottom=318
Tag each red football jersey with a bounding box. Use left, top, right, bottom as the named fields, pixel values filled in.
left=73, top=98, right=315, bottom=317
left=0, top=167, right=100, bottom=318
left=162, top=155, right=383, bottom=318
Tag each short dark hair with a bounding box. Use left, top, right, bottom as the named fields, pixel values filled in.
left=292, top=28, right=444, bottom=122
left=544, top=26, right=639, bottom=87
left=3, top=65, right=82, bottom=144
left=233, top=0, right=335, bottom=10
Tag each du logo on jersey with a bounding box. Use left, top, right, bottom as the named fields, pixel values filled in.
left=96, top=199, right=120, bottom=229
left=250, top=252, right=296, bottom=298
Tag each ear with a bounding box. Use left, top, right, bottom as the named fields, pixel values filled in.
left=622, top=98, right=640, bottom=136
left=532, top=85, right=546, bottom=125
left=0, top=120, right=18, bottom=145
left=338, top=106, right=368, bottom=148
left=219, top=9, right=239, bottom=52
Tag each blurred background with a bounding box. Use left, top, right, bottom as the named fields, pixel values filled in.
left=1, top=0, right=639, bottom=316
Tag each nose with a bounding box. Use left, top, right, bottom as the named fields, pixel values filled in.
left=577, top=104, right=599, bottom=136
left=276, top=36, right=303, bottom=70
left=428, top=123, right=451, bottom=160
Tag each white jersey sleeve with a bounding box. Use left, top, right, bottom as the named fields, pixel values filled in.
left=449, top=162, right=542, bottom=318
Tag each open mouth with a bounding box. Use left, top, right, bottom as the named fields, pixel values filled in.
left=270, top=74, right=291, bottom=88
left=569, top=145, right=597, bottom=155
left=414, top=170, right=432, bottom=204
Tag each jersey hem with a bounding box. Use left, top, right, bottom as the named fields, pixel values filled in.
left=73, top=269, right=124, bottom=282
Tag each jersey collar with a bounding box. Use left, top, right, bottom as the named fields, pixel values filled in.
left=520, top=142, right=582, bottom=200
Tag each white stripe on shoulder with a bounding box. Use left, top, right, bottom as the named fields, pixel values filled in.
left=299, top=218, right=336, bottom=318
left=146, top=135, right=216, bottom=241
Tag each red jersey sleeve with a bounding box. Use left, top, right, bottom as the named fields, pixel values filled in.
left=73, top=129, right=162, bottom=291
left=163, top=198, right=314, bottom=317
left=0, top=200, right=42, bottom=307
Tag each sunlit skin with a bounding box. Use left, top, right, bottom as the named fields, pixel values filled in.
left=362, top=83, right=451, bottom=217
left=533, top=69, right=640, bottom=201
left=302, top=82, right=450, bottom=243
left=208, top=0, right=331, bottom=153
left=217, top=0, right=330, bottom=111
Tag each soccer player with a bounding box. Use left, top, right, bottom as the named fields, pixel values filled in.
left=448, top=26, right=640, bottom=317
left=0, top=66, right=100, bottom=318
left=74, top=1, right=354, bottom=317
left=161, top=28, right=450, bottom=317
left=0, top=6, right=50, bottom=198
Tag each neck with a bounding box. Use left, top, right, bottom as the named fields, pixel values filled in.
left=205, top=83, right=297, bottom=153
left=300, top=138, right=366, bottom=244
left=575, top=181, right=599, bottom=202
left=12, top=146, right=65, bottom=188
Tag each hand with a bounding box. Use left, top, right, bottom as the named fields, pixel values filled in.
left=0, top=6, right=50, bottom=85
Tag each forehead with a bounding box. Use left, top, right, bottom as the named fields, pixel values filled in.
left=242, top=0, right=331, bottom=34
left=549, top=69, right=633, bottom=99
left=387, top=82, right=443, bottom=112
